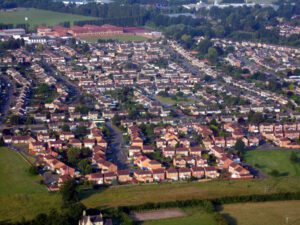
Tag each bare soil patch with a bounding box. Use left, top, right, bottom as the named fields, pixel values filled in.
left=131, top=208, right=186, bottom=221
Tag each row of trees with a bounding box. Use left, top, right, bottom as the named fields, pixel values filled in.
left=0, top=38, right=24, bottom=53
left=1, top=0, right=300, bottom=47
left=119, top=191, right=300, bottom=214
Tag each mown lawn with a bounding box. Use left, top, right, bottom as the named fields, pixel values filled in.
left=81, top=176, right=300, bottom=209
left=0, top=8, right=97, bottom=27
left=143, top=207, right=218, bottom=225
left=81, top=34, right=149, bottom=43
left=221, top=200, right=300, bottom=225
left=0, top=147, right=60, bottom=222
left=245, top=150, right=300, bottom=177
left=156, top=95, right=194, bottom=106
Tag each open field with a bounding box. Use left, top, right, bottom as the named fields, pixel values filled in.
left=0, top=8, right=97, bottom=27
left=142, top=207, right=218, bottom=225
left=0, top=147, right=60, bottom=222
left=221, top=200, right=300, bottom=225
left=81, top=34, right=149, bottom=43
left=132, top=208, right=186, bottom=221
left=245, top=150, right=300, bottom=177
left=81, top=176, right=300, bottom=209
left=156, top=95, right=194, bottom=106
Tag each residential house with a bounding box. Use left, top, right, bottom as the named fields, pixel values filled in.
left=134, top=170, right=153, bottom=183
left=191, top=167, right=205, bottom=179
left=178, top=168, right=191, bottom=180
left=166, top=168, right=178, bottom=181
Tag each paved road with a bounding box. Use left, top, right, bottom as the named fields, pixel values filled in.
left=105, top=121, right=128, bottom=169
left=166, top=44, right=203, bottom=77
left=1, top=124, right=47, bottom=131
left=0, top=74, right=13, bottom=129
left=41, top=62, right=83, bottom=103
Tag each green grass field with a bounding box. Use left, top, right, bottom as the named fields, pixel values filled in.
left=0, top=147, right=60, bottom=222
left=81, top=176, right=300, bottom=209
left=221, top=200, right=300, bottom=225
left=2, top=146, right=300, bottom=222
left=0, top=8, right=97, bottom=27
left=81, top=34, right=149, bottom=43
left=156, top=95, right=194, bottom=106
left=143, top=208, right=218, bottom=225
left=245, top=150, right=300, bottom=177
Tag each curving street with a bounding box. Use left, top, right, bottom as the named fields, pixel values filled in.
left=105, top=121, right=128, bottom=169
left=0, top=74, right=13, bottom=129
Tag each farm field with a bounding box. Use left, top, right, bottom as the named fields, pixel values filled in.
left=0, top=8, right=97, bottom=28
left=81, top=176, right=300, bottom=209
left=245, top=150, right=300, bottom=177
left=221, top=200, right=300, bottom=225
left=142, top=207, right=218, bottom=225
left=0, top=147, right=60, bottom=222
left=81, top=34, right=149, bottom=43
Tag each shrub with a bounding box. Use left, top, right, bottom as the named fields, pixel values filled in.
left=28, top=166, right=39, bottom=175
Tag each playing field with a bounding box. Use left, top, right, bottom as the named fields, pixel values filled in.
left=221, top=200, right=300, bottom=225
left=81, top=176, right=300, bottom=209
left=142, top=207, right=218, bottom=225
left=81, top=34, right=149, bottom=43
left=0, top=147, right=60, bottom=222
left=156, top=95, right=194, bottom=106
left=245, top=150, right=300, bottom=177
left=0, top=8, right=97, bottom=28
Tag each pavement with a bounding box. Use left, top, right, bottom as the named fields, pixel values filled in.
left=105, top=121, right=128, bottom=169
left=41, top=62, right=83, bottom=103
left=0, top=74, right=13, bottom=129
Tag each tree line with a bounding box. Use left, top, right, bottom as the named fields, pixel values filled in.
left=1, top=0, right=300, bottom=47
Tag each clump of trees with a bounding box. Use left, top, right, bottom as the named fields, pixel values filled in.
left=28, top=166, right=39, bottom=175
left=74, top=126, right=89, bottom=139
left=35, top=83, right=58, bottom=104
left=0, top=38, right=24, bottom=53
left=67, top=147, right=92, bottom=174
left=234, top=139, right=246, bottom=157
